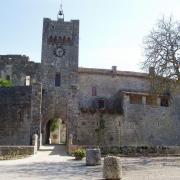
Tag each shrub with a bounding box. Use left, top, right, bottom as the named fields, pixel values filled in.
left=0, top=79, right=12, bottom=88
left=73, top=149, right=86, bottom=160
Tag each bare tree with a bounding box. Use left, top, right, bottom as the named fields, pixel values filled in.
left=142, top=16, right=180, bottom=82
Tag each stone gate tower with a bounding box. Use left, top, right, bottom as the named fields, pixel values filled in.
left=41, top=12, right=80, bottom=144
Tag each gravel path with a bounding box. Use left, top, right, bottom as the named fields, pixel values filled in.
left=0, top=145, right=180, bottom=180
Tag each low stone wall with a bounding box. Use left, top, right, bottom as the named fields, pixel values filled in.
left=68, top=144, right=100, bottom=155
left=68, top=144, right=180, bottom=156
left=0, top=146, right=36, bottom=157
left=101, top=146, right=180, bottom=156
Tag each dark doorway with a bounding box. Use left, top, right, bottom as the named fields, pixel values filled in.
left=45, top=120, right=51, bottom=144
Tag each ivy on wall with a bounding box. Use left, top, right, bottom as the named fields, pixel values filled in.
left=50, top=118, right=59, bottom=132
left=95, top=114, right=106, bottom=145
left=80, top=94, right=124, bottom=115
left=0, top=79, right=12, bottom=88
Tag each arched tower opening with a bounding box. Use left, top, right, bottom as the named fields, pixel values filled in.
left=44, top=118, right=67, bottom=145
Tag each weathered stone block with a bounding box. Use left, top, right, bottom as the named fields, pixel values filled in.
left=32, top=134, right=38, bottom=153
left=86, top=148, right=101, bottom=166
left=103, top=156, right=122, bottom=180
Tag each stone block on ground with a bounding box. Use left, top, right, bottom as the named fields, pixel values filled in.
left=103, top=156, right=122, bottom=180
left=32, top=134, right=38, bottom=153
left=86, top=148, right=101, bottom=166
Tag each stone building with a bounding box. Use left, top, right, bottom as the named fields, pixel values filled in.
left=0, top=11, right=180, bottom=151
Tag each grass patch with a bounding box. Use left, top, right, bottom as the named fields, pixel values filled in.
left=0, top=155, right=30, bottom=160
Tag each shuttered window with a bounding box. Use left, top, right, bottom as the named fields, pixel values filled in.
left=55, top=73, right=61, bottom=87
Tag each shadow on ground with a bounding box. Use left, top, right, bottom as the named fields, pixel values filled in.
left=0, top=160, right=102, bottom=180
left=1, top=146, right=180, bottom=180
left=39, top=144, right=68, bottom=156
left=122, top=157, right=180, bottom=171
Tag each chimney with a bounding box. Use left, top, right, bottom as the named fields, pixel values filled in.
left=112, top=66, right=117, bottom=77
left=149, top=67, right=155, bottom=76
left=112, top=66, right=117, bottom=72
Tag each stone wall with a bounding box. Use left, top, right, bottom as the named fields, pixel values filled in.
left=101, top=146, right=180, bottom=156
left=79, top=67, right=150, bottom=98
left=0, top=84, right=42, bottom=145
left=121, top=94, right=180, bottom=146
left=77, top=68, right=151, bottom=147
left=0, top=146, right=36, bottom=156
left=30, top=83, right=42, bottom=146
left=77, top=68, right=180, bottom=149
left=77, top=93, right=180, bottom=148
left=77, top=112, right=122, bottom=147
left=0, top=55, right=41, bottom=86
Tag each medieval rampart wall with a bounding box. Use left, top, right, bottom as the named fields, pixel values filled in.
left=0, top=55, right=41, bottom=86
left=121, top=94, right=180, bottom=146
left=0, top=84, right=42, bottom=145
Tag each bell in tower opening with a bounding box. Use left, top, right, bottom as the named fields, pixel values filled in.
left=57, top=2, right=64, bottom=20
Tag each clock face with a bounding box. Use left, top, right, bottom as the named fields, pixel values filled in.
left=54, top=47, right=66, bottom=57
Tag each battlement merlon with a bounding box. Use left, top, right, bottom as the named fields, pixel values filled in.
left=42, top=18, right=79, bottom=31
left=42, top=18, right=79, bottom=40
left=41, top=17, right=79, bottom=65
left=43, top=17, right=79, bottom=24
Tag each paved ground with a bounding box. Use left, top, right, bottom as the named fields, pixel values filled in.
left=0, top=145, right=180, bottom=180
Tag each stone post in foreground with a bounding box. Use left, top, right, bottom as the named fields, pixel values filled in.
left=32, top=134, right=38, bottom=154
left=86, top=148, right=101, bottom=166
left=103, top=156, right=122, bottom=180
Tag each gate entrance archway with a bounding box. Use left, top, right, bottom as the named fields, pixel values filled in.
left=44, top=118, right=67, bottom=145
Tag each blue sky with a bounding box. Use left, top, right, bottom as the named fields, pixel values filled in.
left=0, top=0, right=180, bottom=72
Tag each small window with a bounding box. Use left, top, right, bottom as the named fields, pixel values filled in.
left=6, top=75, right=10, bottom=80
left=17, top=110, right=22, bottom=122
left=54, top=36, right=57, bottom=43
left=130, top=95, right=142, bottom=104
left=48, top=36, right=53, bottom=43
left=55, top=73, right=61, bottom=87
left=98, top=99, right=105, bottom=109
left=25, top=76, right=31, bottom=86
left=63, top=36, right=66, bottom=43
left=42, top=89, right=46, bottom=95
left=67, top=37, right=71, bottom=42
left=92, top=87, right=97, bottom=96
left=155, top=122, right=160, bottom=127
left=146, top=95, right=157, bottom=105
left=160, top=97, right=169, bottom=107
left=58, top=36, right=62, bottom=43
